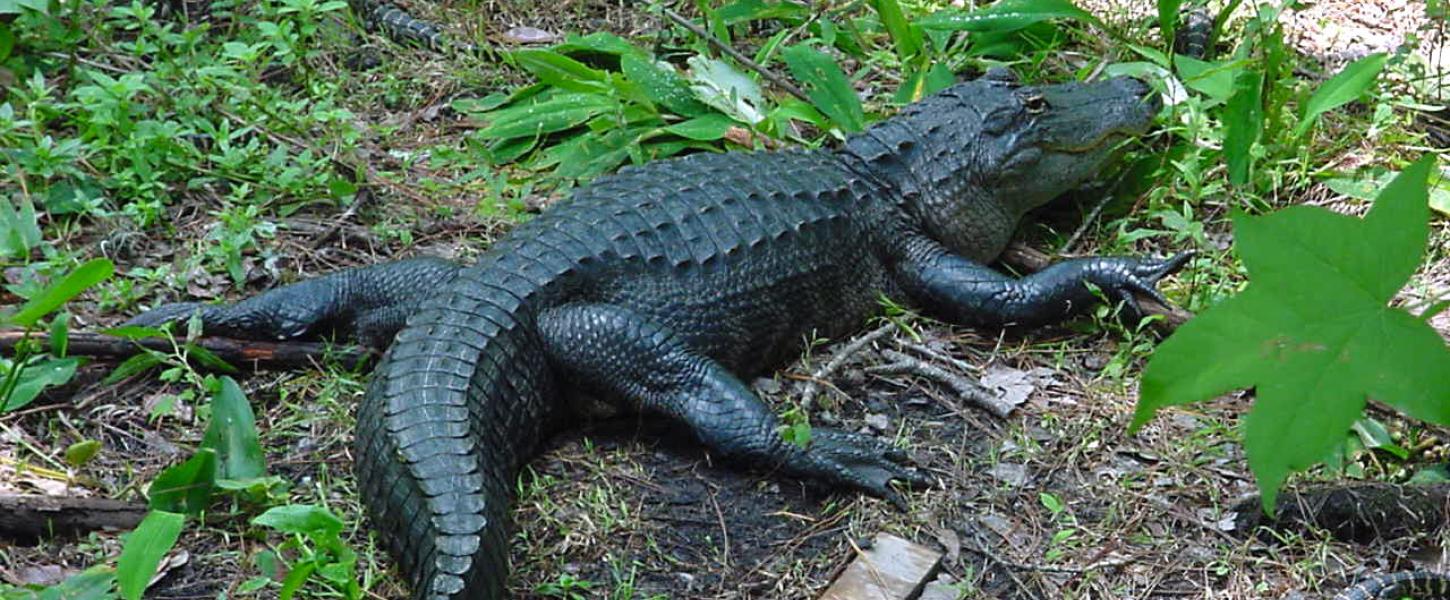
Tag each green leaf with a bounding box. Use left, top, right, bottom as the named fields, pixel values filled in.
left=2, top=356, right=80, bottom=412
left=49, top=311, right=69, bottom=357
left=1133, top=156, right=1450, bottom=511
left=103, top=352, right=164, bottom=385
left=117, top=511, right=185, bottom=600
left=664, top=114, right=736, bottom=141
left=7, top=258, right=114, bottom=328
left=1157, top=0, right=1184, bottom=44
left=1294, top=52, right=1387, bottom=138
left=478, top=93, right=618, bottom=140
left=872, top=0, right=923, bottom=62
left=0, top=24, right=14, bottom=66
left=148, top=449, right=218, bottom=514
left=510, top=49, right=609, bottom=93
left=252, top=504, right=344, bottom=537
left=781, top=44, right=865, bottom=133
left=1223, top=69, right=1263, bottom=185
left=686, top=56, right=766, bottom=125
left=915, top=0, right=1101, bottom=33
left=64, top=439, right=102, bottom=467
left=620, top=54, right=709, bottom=117
left=1350, top=418, right=1408, bottom=459
left=0, top=194, right=41, bottom=260
left=33, top=566, right=117, bottom=600
left=200, top=376, right=266, bottom=480
left=1173, top=55, right=1242, bottom=101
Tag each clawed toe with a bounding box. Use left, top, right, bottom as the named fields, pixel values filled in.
left=789, top=428, right=931, bottom=508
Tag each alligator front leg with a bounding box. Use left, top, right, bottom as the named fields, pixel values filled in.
left=895, top=236, right=1190, bottom=328
left=537, top=303, right=929, bottom=505
left=126, top=257, right=463, bottom=348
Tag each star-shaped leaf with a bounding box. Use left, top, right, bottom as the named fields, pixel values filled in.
left=1131, top=156, right=1450, bottom=511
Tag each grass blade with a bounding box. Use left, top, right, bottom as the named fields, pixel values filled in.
left=1223, top=69, right=1263, bottom=186
left=1294, top=52, right=1387, bottom=138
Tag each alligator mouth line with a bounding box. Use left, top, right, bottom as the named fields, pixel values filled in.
left=1045, top=129, right=1137, bottom=154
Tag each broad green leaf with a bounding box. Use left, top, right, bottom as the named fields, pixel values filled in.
left=103, top=352, right=163, bottom=385
left=200, top=376, right=266, bottom=480
left=1294, top=52, right=1387, bottom=138
left=64, top=439, right=102, bottom=467
left=620, top=54, right=709, bottom=117
left=0, top=194, right=41, bottom=259
left=716, top=0, right=808, bottom=24
left=872, top=0, right=922, bottom=62
left=1351, top=417, right=1408, bottom=459
left=1322, top=169, right=1450, bottom=217
left=781, top=45, right=865, bottom=133
left=1223, top=69, right=1263, bottom=185
left=478, top=93, right=618, bottom=140
left=1134, top=156, right=1450, bottom=511
left=148, top=449, right=218, bottom=514
left=117, top=511, right=185, bottom=600
left=49, top=311, right=69, bottom=356
left=100, top=325, right=169, bottom=339
left=7, top=258, right=114, bottom=328
left=687, top=56, right=765, bottom=125
left=510, top=49, right=609, bottom=93
left=1, top=356, right=80, bottom=412
left=253, top=504, right=344, bottom=537
left=915, top=0, right=1101, bottom=33
left=550, top=32, right=638, bottom=56
left=33, top=566, right=116, bottom=600
left=1173, top=55, right=1242, bottom=101
left=664, top=113, right=736, bottom=141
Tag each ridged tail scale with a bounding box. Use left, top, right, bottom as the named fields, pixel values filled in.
left=355, top=258, right=558, bottom=600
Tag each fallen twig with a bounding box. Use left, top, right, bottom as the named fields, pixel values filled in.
left=0, top=330, right=373, bottom=371
left=798, top=323, right=895, bottom=410
left=0, top=494, right=148, bottom=540
left=868, top=349, right=1012, bottom=418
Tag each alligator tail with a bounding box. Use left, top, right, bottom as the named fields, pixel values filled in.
left=355, top=267, right=557, bottom=599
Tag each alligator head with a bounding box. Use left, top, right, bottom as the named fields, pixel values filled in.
left=842, top=70, right=1161, bottom=259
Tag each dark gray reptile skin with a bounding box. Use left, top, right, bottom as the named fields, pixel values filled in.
left=1332, top=571, right=1450, bottom=600
left=130, top=73, right=1180, bottom=599
left=350, top=0, right=473, bottom=53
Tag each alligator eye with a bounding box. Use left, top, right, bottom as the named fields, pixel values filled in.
left=1023, top=94, right=1049, bottom=114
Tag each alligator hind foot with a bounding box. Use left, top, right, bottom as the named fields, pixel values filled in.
left=538, top=303, right=929, bottom=506
left=126, top=257, right=463, bottom=348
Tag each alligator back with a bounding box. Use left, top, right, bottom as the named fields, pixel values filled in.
left=355, top=147, right=895, bottom=599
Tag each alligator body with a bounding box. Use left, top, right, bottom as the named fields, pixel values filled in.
left=1333, top=571, right=1450, bottom=600
left=130, top=72, right=1179, bottom=598
left=350, top=0, right=474, bottom=53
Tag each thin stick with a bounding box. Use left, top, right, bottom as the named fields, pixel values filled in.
left=0, top=330, right=373, bottom=371
left=798, top=323, right=896, bottom=410
left=658, top=7, right=813, bottom=105
left=867, top=349, right=1014, bottom=418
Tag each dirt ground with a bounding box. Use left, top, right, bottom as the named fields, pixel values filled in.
left=3, top=1, right=1449, bottom=599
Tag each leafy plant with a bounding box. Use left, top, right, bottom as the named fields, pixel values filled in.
left=251, top=504, right=361, bottom=600
left=1132, top=156, right=1450, bottom=509
left=1, top=258, right=113, bottom=412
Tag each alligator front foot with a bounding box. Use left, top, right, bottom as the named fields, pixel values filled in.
left=1079, top=251, right=1193, bottom=320
left=779, top=428, right=931, bottom=509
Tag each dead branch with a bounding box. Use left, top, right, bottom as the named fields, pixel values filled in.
left=0, top=330, right=373, bottom=371
left=799, top=322, right=896, bottom=410
left=0, top=494, right=148, bottom=540
left=867, top=349, right=1013, bottom=418
left=1232, top=482, right=1450, bottom=544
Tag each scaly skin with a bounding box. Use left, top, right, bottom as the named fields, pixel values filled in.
left=130, top=73, right=1180, bottom=598
left=349, top=0, right=474, bottom=53
left=1331, top=571, right=1450, bottom=600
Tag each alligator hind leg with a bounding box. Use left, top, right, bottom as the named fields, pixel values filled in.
left=126, top=257, right=463, bottom=348
left=537, top=303, right=929, bottom=505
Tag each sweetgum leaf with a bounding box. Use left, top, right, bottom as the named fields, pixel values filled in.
left=1132, top=156, right=1450, bottom=511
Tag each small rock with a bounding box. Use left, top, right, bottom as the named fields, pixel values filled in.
left=864, top=413, right=891, bottom=433
left=987, top=462, right=1030, bottom=487
left=500, top=26, right=557, bottom=45
left=753, top=377, right=782, bottom=395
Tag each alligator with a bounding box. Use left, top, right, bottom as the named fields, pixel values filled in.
left=1334, top=571, right=1450, bottom=600
left=128, top=70, right=1185, bottom=598
left=349, top=0, right=474, bottom=54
